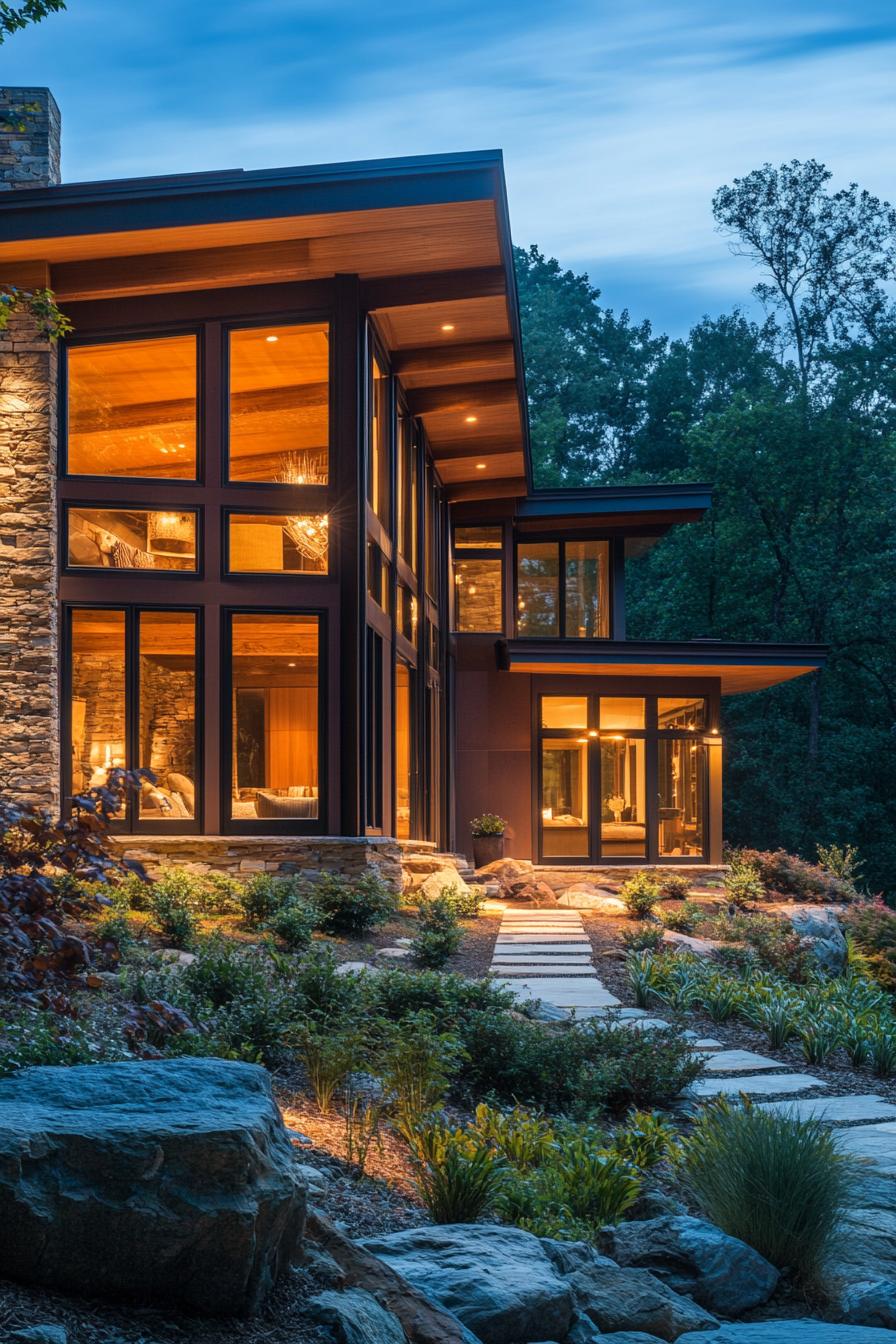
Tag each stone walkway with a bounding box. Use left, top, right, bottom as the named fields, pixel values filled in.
left=487, top=908, right=896, bottom=1172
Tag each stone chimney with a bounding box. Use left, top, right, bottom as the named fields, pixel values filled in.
left=0, top=87, right=62, bottom=808
left=0, top=86, right=61, bottom=189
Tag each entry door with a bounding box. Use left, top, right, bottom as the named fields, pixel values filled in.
left=536, top=691, right=709, bottom=864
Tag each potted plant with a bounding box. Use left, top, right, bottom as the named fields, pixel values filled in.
left=470, top=813, right=508, bottom=869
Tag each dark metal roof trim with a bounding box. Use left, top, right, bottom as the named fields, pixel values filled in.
left=496, top=637, right=827, bottom=672
left=518, top=483, right=713, bottom=520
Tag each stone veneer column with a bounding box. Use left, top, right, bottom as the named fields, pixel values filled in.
left=0, top=88, right=62, bottom=807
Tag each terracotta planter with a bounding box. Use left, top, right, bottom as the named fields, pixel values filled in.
left=472, top=833, right=505, bottom=869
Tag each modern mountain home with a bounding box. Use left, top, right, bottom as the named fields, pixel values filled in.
left=0, top=88, right=825, bottom=881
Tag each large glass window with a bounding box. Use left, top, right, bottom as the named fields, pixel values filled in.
left=138, top=611, right=197, bottom=821
left=600, top=736, right=646, bottom=857
left=453, top=524, right=503, bottom=632
left=658, top=739, right=706, bottom=858
left=397, top=410, right=417, bottom=570
left=227, top=513, right=328, bottom=574
left=658, top=697, right=706, bottom=730
left=228, top=324, right=329, bottom=485
left=395, top=661, right=413, bottom=840
left=70, top=609, right=126, bottom=801
left=67, top=335, right=197, bottom=479
left=517, top=538, right=610, bottom=638
left=565, top=541, right=609, bottom=638
left=229, top=614, right=320, bottom=823
left=517, top=542, right=559, bottom=636
left=369, top=355, right=390, bottom=526
left=66, top=508, right=197, bottom=571
left=541, top=736, right=590, bottom=858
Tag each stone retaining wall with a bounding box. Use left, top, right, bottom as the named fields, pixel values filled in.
left=109, top=834, right=404, bottom=893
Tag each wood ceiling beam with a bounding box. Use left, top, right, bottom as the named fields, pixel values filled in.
left=361, top=266, right=506, bottom=310
left=52, top=238, right=312, bottom=301
left=392, top=339, right=513, bottom=378
left=69, top=381, right=329, bottom=433
left=407, top=378, right=518, bottom=416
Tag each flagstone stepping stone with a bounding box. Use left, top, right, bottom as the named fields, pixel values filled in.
left=689, top=1073, right=827, bottom=1098
left=493, top=944, right=592, bottom=956
left=496, top=933, right=592, bottom=942
left=836, top=1123, right=896, bottom=1173
left=494, top=978, right=620, bottom=1008
left=755, top=1095, right=896, bottom=1126
left=698, top=1049, right=788, bottom=1073
left=491, top=958, right=594, bottom=968
left=495, top=967, right=599, bottom=977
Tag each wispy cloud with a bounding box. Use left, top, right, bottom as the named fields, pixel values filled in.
left=8, top=0, right=896, bottom=332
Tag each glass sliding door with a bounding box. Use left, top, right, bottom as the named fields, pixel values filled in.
left=137, top=611, right=198, bottom=821
left=395, top=660, right=413, bottom=840
left=70, top=609, right=127, bottom=804
left=536, top=690, right=712, bottom=863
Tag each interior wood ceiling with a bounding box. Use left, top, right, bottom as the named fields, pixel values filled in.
left=71, top=612, right=318, bottom=658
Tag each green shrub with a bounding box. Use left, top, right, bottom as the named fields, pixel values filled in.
left=291, top=944, right=360, bottom=1021
left=659, top=873, right=693, bottom=901
left=682, top=1099, right=854, bottom=1287
left=626, top=949, right=660, bottom=1007
left=817, top=842, right=863, bottom=885
left=411, top=1122, right=509, bottom=1222
left=436, top=882, right=485, bottom=918
left=469, top=1102, right=556, bottom=1173
left=147, top=873, right=198, bottom=947
left=197, top=871, right=245, bottom=915
left=740, top=847, right=856, bottom=903
left=842, top=900, right=896, bottom=991
left=660, top=901, right=702, bottom=933
left=723, top=860, right=765, bottom=908
left=610, top=1109, right=680, bottom=1170
left=0, top=1010, right=110, bottom=1075
left=93, top=909, right=136, bottom=956
left=538, top=1131, right=642, bottom=1230
left=293, top=1021, right=359, bottom=1113
left=239, top=873, right=289, bottom=927
left=111, top=870, right=153, bottom=911
left=458, top=1011, right=611, bottom=1114
left=702, top=910, right=813, bottom=981
left=582, top=1018, right=705, bottom=1111
left=621, top=922, right=665, bottom=953
left=411, top=895, right=462, bottom=968
left=700, top=973, right=744, bottom=1024
left=265, top=897, right=318, bottom=952
left=620, top=872, right=661, bottom=919
left=378, top=1011, right=465, bottom=1142
left=366, top=967, right=515, bottom=1030
left=313, top=871, right=398, bottom=935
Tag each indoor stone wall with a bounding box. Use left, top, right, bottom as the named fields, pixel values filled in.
left=109, top=835, right=405, bottom=894
left=140, top=659, right=196, bottom=784
left=0, top=89, right=62, bottom=808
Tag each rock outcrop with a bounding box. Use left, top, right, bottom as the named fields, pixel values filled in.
left=0, top=1058, right=305, bottom=1315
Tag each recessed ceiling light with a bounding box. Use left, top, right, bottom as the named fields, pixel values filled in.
left=465, top=414, right=478, bottom=424
left=475, top=462, right=487, bottom=470
left=441, top=323, right=455, bottom=332
left=266, top=335, right=279, bottom=343
left=288, top=661, right=296, bottom=667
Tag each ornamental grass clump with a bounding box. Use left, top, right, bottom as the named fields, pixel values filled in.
left=620, top=871, right=661, bottom=919
left=682, top=1099, right=854, bottom=1288
left=411, top=1121, right=510, bottom=1223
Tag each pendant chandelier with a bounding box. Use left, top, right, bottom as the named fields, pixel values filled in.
left=283, top=513, right=329, bottom=567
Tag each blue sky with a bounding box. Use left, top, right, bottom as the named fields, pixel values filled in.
left=6, top=0, right=896, bottom=334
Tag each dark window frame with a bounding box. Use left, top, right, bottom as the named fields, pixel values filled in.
left=220, top=605, right=328, bottom=836
left=61, top=502, right=203, bottom=579
left=514, top=535, right=613, bottom=640
left=62, top=600, right=203, bottom=835
left=451, top=519, right=505, bottom=633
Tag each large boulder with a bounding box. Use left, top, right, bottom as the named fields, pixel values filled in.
left=420, top=867, right=471, bottom=902
left=839, top=1280, right=896, bottom=1330
left=567, top=1261, right=718, bottom=1341
left=677, top=1326, right=896, bottom=1344
left=788, top=907, right=847, bottom=974
left=557, top=884, right=628, bottom=913
left=359, top=1224, right=574, bottom=1344
left=310, top=1288, right=407, bottom=1344
left=477, top=857, right=535, bottom=890
left=0, top=1058, right=305, bottom=1315
left=602, top=1215, right=779, bottom=1315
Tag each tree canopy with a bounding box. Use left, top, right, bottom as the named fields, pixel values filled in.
left=515, top=160, right=896, bottom=894
left=0, top=0, right=65, bottom=42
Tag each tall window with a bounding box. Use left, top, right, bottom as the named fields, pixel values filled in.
left=69, top=607, right=198, bottom=827
left=228, top=324, right=330, bottom=484
left=517, top=539, right=610, bottom=638
left=67, top=335, right=197, bottom=479
left=453, top=525, right=503, bottom=632
left=397, top=410, right=418, bottom=570
left=369, top=354, right=390, bottom=526
left=229, top=614, right=320, bottom=823
left=395, top=661, right=414, bottom=840
left=599, top=698, right=646, bottom=859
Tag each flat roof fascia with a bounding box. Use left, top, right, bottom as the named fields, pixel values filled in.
left=518, top=483, right=713, bottom=522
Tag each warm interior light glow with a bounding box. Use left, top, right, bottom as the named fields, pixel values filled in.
left=266, top=335, right=279, bottom=343
left=475, top=462, right=487, bottom=470
left=441, top=323, right=455, bottom=332
left=465, top=414, right=478, bottom=424
left=587, top=730, right=598, bottom=738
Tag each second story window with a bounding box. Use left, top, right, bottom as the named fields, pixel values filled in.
left=228, top=323, right=329, bottom=485
left=368, top=354, right=390, bottom=527
left=516, top=538, right=609, bottom=639
left=453, top=525, right=503, bottom=633
left=67, top=334, right=198, bottom=479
